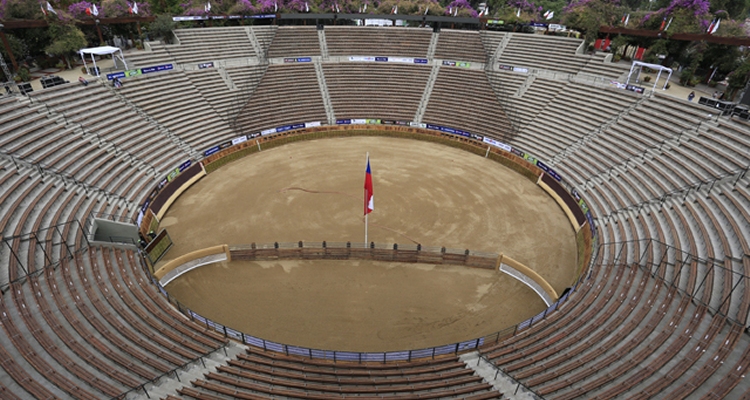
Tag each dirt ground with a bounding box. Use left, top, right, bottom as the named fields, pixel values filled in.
left=160, top=136, right=578, bottom=351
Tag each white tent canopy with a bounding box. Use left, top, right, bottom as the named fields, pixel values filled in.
left=625, top=61, right=673, bottom=91
left=79, top=46, right=127, bottom=77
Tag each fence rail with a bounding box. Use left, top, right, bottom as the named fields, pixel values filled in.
left=140, top=244, right=588, bottom=364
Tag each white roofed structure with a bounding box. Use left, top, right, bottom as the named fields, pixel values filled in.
left=79, top=46, right=127, bottom=77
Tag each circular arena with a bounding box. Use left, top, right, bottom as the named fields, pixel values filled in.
left=0, top=24, right=748, bottom=400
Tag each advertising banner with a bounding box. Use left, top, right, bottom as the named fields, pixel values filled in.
left=204, top=146, right=220, bottom=157
left=141, top=64, right=174, bottom=74
left=536, top=160, right=561, bottom=181
left=283, top=57, right=312, bottom=63
left=482, top=137, right=512, bottom=152
left=232, top=135, right=248, bottom=146
left=198, top=62, right=214, bottom=69
left=178, top=160, right=192, bottom=172
left=106, top=72, right=126, bottom=80
left=304, top=121, right=322, bottom=128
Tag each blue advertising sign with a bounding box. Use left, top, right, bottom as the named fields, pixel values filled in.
left=141, top=64, right=174, bottom=74
left=336, top=119, right=352, bottom=124
left=106, top=72, right=126, bottom=80
left=204, top=146, right=220, bottom=157
left=375, top=57, right=388, bottom=62
left=414, top=58, right=428, bottom=64
left=178, top=160, right=192, bottom=172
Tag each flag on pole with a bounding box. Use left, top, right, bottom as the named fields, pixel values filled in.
left=364, top=157, right=374, bottom=215
left=659, top=16, right=666, bottom=30
left=710, top=18, right=720, bottom=34
left=707, top=18, right=716, bottom=33
left=624, top=14, right=629, bottom=26
left=46, top=2, right=57, bottom=14
left=516, top=7, right=521, bottom=17
left=133, top=2, right=138, bottom=14
left=544, top=10, right=550, bottom=18
left=305, top=1, right=309, bottom=12
left=363, top=3, right=367, bottom=12
left=546, top=11, right=553, bottom=20
left=41, top=3, right=47, bottom=16
left=424, top=6, right=429, bottom=15
left=92, top=4, right=99, bottom=16
left=664, top=17, right=673, bottom=31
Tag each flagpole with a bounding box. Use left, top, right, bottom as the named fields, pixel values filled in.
left=364, top=152, right=369, bottom=248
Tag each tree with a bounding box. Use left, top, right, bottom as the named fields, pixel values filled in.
left=726, top=57, right=750, bottom=100
left=45, top=23, right=87, bottom=70
left=147, top=13, right=176, bottom=44
left=561, top=0, right=621, bottom=45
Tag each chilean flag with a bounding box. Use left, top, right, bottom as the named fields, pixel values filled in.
left=364, top=157, right=374, bottom=215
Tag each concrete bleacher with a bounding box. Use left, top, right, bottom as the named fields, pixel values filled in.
left=117, top=70, right=236, bottom=153
left=323, top=62, right=430, bottom=121
left=178, top=348, right=505, bottom=399
left=234, top=63, right=327, bottom=134
left=0, top=25, right=749, bottom=399
left=27, top=81, right=188, bottom=176
left=325, top=26, right=433, bottom=57
left=267, top=25, right=321, bottom=58
left=423, top=67, right=513, bottom=141
left=434, top=29, right=488, bottom=63
left=497, top=33, right=586, bottom=74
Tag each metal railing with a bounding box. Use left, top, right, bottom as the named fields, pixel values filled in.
left=141, top=241, right=590, bottom=363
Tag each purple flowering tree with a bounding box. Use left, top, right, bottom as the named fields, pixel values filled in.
left=561, top=0, right=621, bottom=44
left=444, top=0, right=476, bottom=18
left=229, top=0, right=256, bottom=14
left=640, top=0, right=712, bottom=34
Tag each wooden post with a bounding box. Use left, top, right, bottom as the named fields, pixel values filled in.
left=0, top=30, right=18, bottom=71
left=95, top=19, right=104, bottom=44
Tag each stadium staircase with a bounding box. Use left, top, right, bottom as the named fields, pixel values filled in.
left=245, top=27, right=266, bottom=62
left=548, top=92, right=651, bottom=166
left=493, top=34, right=512, bottom=61
left=318, top=28, right=329, bottom=60
left=104, top=81, right=200, bottom=160
left=313, top=58, right=336, bottom=124
left=22, top=94, right=161, bottom=179
left=413, top=64, right=441, bottom=123
left=427, top=31, right=439, bottom=59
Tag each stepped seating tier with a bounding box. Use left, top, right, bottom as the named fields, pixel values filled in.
left=323, top=62, right=430, bottom=121
left=434, top=29, right=488, bottom=63
left=235, top=64, right=328, bottom=134
left=267, top=26, right=321, bottom=58
left=423, top=67, right=513, bottom=141
left=325, top=26, right=432, bottom=57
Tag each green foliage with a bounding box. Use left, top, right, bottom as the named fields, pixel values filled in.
left=0, top=34, right=25, bottom=74
left=728, top=58, right=750, bottom=90
left=45, top=23, right=87, bottom=69
left=561, top=0, right=620, bottom=45
left=3, top=0, right=43, bottom=19
left=147, top=14, right=177, bottom=44
left=15, top=66, right=30, bottom=82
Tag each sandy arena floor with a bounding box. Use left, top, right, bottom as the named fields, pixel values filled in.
left=160, top=136, right=578, bottom=351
